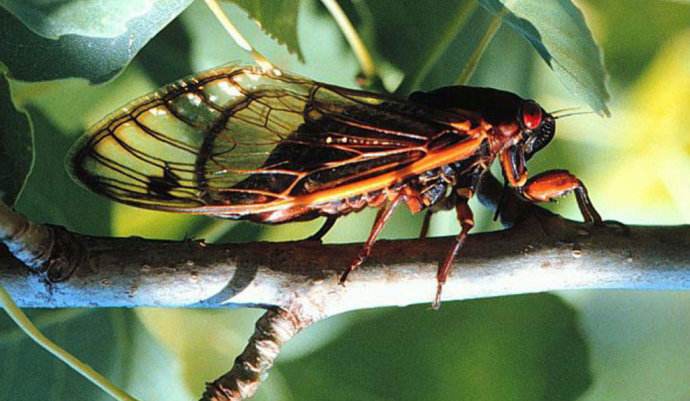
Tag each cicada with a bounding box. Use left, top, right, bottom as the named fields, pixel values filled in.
left=69, top=65, right=602, bottom=307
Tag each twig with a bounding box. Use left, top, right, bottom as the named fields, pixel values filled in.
left=201, top=307, right=310, bottom=401
left=320, top=0, right=376, bottom=80
left=396, top=1, right=478, bottom=94
left=203, top=0, right=273, bottom=71
left=454, top=11, right=504, bottom=85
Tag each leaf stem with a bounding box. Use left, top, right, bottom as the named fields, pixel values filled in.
left=396, top=1, right=478, bottom=94
left=0, top=285, right=140, bottom=401
left=0, top=308, right=91, bottom=345
left=454, top=12, right=504, bottom=85
left=203, top=0, right=273, bottom=71
left=320, top=0, right=376, bottom=80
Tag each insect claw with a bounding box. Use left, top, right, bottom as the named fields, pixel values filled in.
left=339, top=265, right=354, bottom=285
left=339, top=270, right=347, bottom=284
left=340, top=250, right=369, bottom=285
left=432, top=282, right=443, bottom=310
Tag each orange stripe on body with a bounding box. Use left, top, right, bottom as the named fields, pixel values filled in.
left=184, top=134, right=487, bottom=216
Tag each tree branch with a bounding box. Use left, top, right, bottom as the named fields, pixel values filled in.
left=2, top=217, right=688, bottom=314
left=3, top=202, right=690, bottom=400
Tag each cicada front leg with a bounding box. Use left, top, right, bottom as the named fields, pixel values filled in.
left=519, top=169, right=602, bottom=224
left=499, top=146, right=602, bottom=224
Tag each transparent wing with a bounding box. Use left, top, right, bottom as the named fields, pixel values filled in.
left=69, top=65, right=469, bottom=216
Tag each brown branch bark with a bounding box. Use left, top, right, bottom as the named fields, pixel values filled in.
left=2, top=217, right=689, bottom=314
left=201, top=307, right=309, bottom=401
left=3, top=200, right=690, bottom=401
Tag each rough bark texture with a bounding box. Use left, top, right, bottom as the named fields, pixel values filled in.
left=2, top=216, right=689, bottom=316
left=201, top=307, right=309, bottom=401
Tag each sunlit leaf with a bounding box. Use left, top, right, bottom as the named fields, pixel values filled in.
left=123, top=318, right=193, bottom=401
left=136, top=309, right=270, bottom=398
left=136, top=307, right=352, bottom=401
left=589, top=0, right=690, bottom=84
left=227, top=0, right=304, bottom=62
left=0, top=0, right=157, bottom=39
left=479, top=0, right=610, bottom=115
left=0, top=73, right=32, bottom=206
left=180, top=1, right=358, bottom=84
left=0, top=0, right=193, bottom=83
left=0, top=308, right=202, bottom=401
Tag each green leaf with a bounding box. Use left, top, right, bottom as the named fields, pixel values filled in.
left=356, top=0, right=503, bottom=94
left=135, top=17, right=194, bottom=87
left=280, top=294, right=591, bottom=401
left=0, top=0, right=193, bottom=83
left=359, top=0, right=609, bottom=115
left=14, top=106, right=111, bottom=235
left=178, top=0, right=357, bottom=84
left=123, top=313, right=195, bottom=401
left=227, top=0, right=304, bottom=62
left=563, top=292, right=690, bottom=401
left=478, top=0, right=611, bottom=115
left=0, top=73, right=32, bottom=206
left=0, top=0, right=159, bottom=39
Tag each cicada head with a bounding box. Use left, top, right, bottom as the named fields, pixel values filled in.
left=517, top=100, right=555, bottom=160
left=409, top=85, right=556, bottom=159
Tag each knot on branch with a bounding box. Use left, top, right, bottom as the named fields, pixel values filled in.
left=1, top=202, right=85, bottom=281
left=41, top=225, right=87, bottom=282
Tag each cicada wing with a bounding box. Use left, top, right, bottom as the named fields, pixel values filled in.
left=69, top=65, right=466, bottom=217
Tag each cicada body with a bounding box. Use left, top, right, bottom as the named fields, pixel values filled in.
left=69, top=65, right=601, bottom=307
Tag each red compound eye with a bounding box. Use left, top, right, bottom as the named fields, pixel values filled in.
left=521, top=101, right=542, bottom=130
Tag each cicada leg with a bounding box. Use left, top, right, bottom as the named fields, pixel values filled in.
left=520, top=170, right=602, bottom=224
left=419, top=191, right=457, bottom=239
left=433, top=195, right=474, bottom=309
left=419, top=210, right=433, bottom=239
left=307, top=216, right=338, bottom=242
left=340, top=195, right=402, bottom=284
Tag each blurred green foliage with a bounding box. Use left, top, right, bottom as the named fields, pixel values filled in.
left=1, top=1, right=689, bottom=401
left=0, top=74, right=32, bottom=206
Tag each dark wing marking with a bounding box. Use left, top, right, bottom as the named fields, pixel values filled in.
left=69, top=65, right=473, bottom=216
